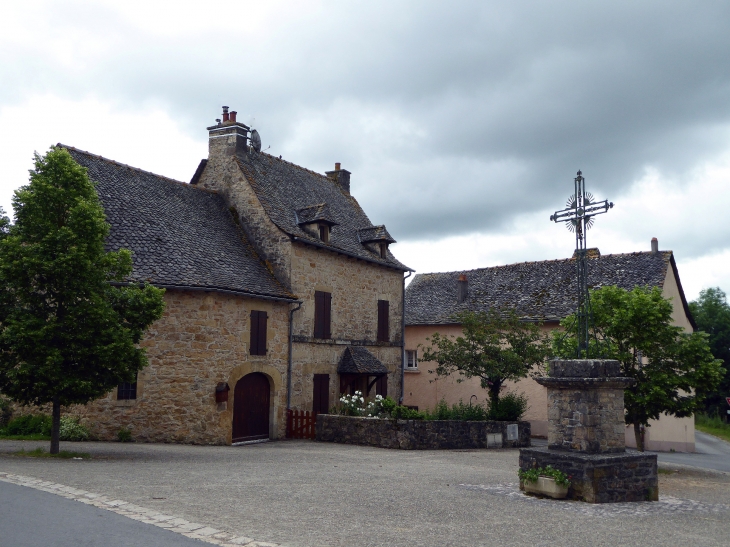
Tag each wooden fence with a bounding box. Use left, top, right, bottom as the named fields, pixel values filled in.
left=286, top=409, right=318, bottom=439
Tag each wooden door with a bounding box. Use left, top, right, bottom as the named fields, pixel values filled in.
left=232, top=373, right=270, bottom=443
left=313, top=374, right=330, bottom=414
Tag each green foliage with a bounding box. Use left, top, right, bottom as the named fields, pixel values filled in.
left=519, top=465, right=571, bottom=487
left=59, top=416, right=90, bottom=442
left=695, top=412, right=730, bottom=443
left=2, top=414, right=52, bottom=436
left=421, top=309, right=550, bottom=407
left=0, top=395, right=11, bottom=427
left=689, top=287, right=730, bottom=417
left=336, top=391, right=368, bottom=416
left=488, top=392, right=529, bottom=421
left=553, top=285, right=723, bottom=450
left=117, top=427, right=132, bottom=442
left=14, top=447, right=90, bottom=459
left=0, top=147, right=165, bottom=452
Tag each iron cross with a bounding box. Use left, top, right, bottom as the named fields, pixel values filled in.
left=550, top=170, right=613, bottom=356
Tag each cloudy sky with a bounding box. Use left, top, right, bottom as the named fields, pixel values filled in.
left=2, top=1, right=730, bottom=301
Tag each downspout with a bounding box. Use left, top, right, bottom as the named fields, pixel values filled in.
left=287, top=301, right=303, bottom=409
left=400, top=270, right=413, bottom=404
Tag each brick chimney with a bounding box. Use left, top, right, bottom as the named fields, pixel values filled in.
left=206, top=106, right=250, bottom=162
left=457, top=274, right=468, bottom=303
left=651, top=237, right=658, bottom=253
left=326, top=163, right=351, bottom=194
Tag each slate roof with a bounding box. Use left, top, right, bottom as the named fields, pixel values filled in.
left=405, top=250, right=695, bottom=327
left=338, top=346, right=389, bottom=375
left=358, top=225, right=396, bottom=244
left=62, top=145, right=295, bottom=301
left=231, top=153, right=410, bottom=270
left=296, top=203, right=338, bottom=226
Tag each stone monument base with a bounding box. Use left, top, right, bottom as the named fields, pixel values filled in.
left=519, top=447, right=658, bottom=503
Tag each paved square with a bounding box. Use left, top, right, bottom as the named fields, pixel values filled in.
left=1, top=440, right=728, bottom=546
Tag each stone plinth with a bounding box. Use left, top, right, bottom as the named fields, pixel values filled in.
left=519, top=359, right=658, bottom=503
left=520, top=447, right=658, bottom=503
left=537, top=359, right=634, bottom=453
left=316, top=415, right=531, bottom=450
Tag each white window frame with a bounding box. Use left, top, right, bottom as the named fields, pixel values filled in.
left=405, top=350, right=418, bottom=370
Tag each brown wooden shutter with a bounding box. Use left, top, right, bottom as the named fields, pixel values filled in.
left=314, top=291, right=324, bottom=338
left=323, top=292, right=332, bottom=339
left=377, top=300, right=389, bottom=342
left=258, top=311, right=268, bottom=355
left=313, top=374, right=330, bottom=413
left=250, top=310, right=259, bottom=355
left=376, top=375, right=388, bottom=397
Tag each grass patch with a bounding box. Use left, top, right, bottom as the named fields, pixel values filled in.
left=14, top=447, right=90, bottom=459
left=0, top=434, right=51, bottom=441
left=695, top=413, right=730, bottom=443
left=658, top=468, right=676, bottom=475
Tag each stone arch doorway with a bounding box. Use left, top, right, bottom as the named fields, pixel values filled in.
left=232, top=372, right=270, bottom=443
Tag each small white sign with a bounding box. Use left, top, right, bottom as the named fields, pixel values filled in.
left=506, top=423, right=519, bottom=441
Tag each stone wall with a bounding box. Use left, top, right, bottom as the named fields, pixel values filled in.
left=519, top=447, right=658, bottom=503
left=316, top=414, right=531, bottom=449
left=68, top=289, right=290, bottom=444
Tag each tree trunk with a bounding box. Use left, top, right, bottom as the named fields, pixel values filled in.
left=633, top=422, right=645, bottom=452
left=50, top=397, right=61, bottom=455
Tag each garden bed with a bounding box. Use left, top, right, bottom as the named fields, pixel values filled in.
left=315, top=414, right=531, bottom=450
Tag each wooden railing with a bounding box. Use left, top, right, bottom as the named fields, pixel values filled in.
left=286, top=409, right=318, bottom=439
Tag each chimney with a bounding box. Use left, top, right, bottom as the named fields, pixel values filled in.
left=326, top=163, right=351, bottom=194
left=206, top=106, right=251, bottom=161
left=651, top=237, right=658, bottom=253
left=457, top=274, right=468, bottom=303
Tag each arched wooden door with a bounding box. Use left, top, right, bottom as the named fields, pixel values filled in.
left=232, top=373, right=270, bottom=443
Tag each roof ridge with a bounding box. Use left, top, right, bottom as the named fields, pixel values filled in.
left=260, top=151, right=332, bottom=181
left=58, top=143, right=219, bottom=195
left=413, top=250, right=674, bottom=277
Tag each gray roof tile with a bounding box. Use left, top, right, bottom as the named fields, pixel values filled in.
left=233, top=153, right=409, bottom=270
left=338, top=346, right=389, bottom=375
left=405, top=251, right=692, bottom=325
left=62, top=145, right=295, bottom=300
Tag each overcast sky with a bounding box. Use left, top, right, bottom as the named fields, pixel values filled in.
left=2, top=1, right=730, bottom=301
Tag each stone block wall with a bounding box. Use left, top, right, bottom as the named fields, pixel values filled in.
left=69, top=290, right=290, bottom=444
left=316, top=414, right=531, bottom=449
left=519, top=447, right=658, bottom=503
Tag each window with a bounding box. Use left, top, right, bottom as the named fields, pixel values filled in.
left=250, top=310, right=268, bottom=355
left=376, top=375, right=388, bottom=397
left=379, top=242, right=387, bottom=259
left=405, top=350, right=418, bottom=369
left=314, top=291, right=332, bottom=339
left=117, top=378, right=137, bottom=400
left=319, top=224, right=330, bottom=243
left=313, top=374, right=330, bottom=413
left=377, top=300, right=389, bottom=342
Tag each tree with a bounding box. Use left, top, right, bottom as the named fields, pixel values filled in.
left=553, top=285, right=722, bottom=451
left=420, top=309, right=550, bottom=410
left=689, top=287, right=730, bottom=419
left=0, top=147, right=165, bottom=454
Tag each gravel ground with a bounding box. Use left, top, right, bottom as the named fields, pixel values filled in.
left=1, top=439, right=728, bottom=547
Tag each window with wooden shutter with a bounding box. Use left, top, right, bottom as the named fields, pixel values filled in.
left=313, top=374, right=330, bottom=413
left=250, top=310, right=268, bottom=355
left=314, top=291, right=332, bottom=339
left=377, top=300, right=389, bottom=342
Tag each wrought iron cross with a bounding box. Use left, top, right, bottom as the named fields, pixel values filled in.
left=550, top=170, right=613, bottom=356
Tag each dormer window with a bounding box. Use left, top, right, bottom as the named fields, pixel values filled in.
left=358, top=225, right=396, bottom=261
left=379, top=242, right=387, bottom=258
left=319, top=223, right=330, bottom=243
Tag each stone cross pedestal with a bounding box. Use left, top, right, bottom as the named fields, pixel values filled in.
left=519, top=359, right=658, bottom=503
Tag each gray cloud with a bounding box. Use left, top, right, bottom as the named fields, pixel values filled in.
left=3, top=1, right=730, bottom=249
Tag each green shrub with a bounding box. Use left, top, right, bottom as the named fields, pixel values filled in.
left=488, top=392, right=528, bottom=421
left=59, top=416, right=90, bottom=442
left=117, top=427, right=132, bottom=442
left=0, top=396, right=12, bottom=428
left=519, top=465, right=571, bottom=487
left=3, top=414, right=52, bottom=436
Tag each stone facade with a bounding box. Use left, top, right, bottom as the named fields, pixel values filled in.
left=70, top=290, right=290, bottom=444
left=316, top=415, right=531, bottom=450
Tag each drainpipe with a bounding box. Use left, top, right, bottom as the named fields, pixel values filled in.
left=400, top=271, right=413, bottom=404
left=287, top=301, right=303, bottom=410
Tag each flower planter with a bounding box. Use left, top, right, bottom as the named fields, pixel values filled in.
left=523, top=476, right=568, bottom=499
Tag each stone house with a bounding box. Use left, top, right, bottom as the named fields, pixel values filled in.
left=403, top=241, right=698, bottom=452
left=62, top=106, right=410, bottom=444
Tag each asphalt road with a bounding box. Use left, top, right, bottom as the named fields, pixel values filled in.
left=654, top=431, right=730, bottom=472
left=0, top=480, right=210, bottom=547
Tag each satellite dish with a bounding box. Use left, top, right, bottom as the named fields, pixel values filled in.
left=250, top=129, right=261, bottom=153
